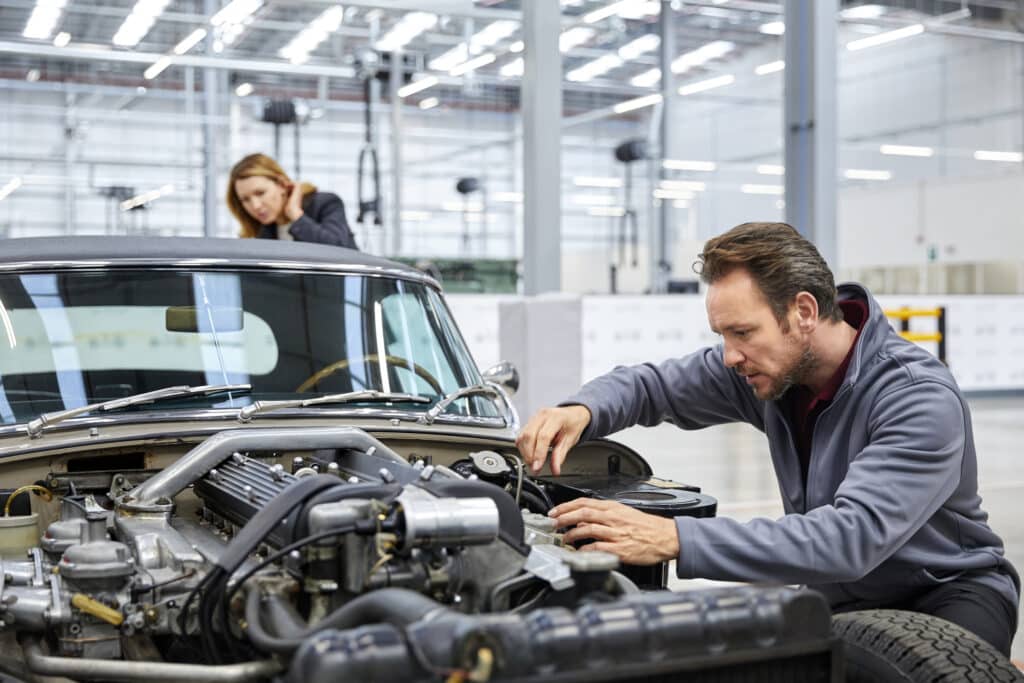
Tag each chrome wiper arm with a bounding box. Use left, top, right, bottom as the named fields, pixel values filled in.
left=237, top=390, right=431, bottom=423
left=26, top=383, right=252, bottom=438
left=418, top=383, right=518, bottom=428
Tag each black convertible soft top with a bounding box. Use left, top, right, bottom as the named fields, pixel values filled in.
left=0, top=236, right=427, bottom=280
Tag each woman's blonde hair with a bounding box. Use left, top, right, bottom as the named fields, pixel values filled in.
left=227, top=153, right=317, bottom=238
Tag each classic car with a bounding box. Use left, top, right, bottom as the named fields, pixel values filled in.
left=0, top=237, right=1012, bottom=683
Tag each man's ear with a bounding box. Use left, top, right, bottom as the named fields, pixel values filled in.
left=793, top=291, right=818, bottom=332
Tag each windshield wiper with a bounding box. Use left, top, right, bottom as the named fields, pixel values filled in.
left=26, top=383, right=252, bottom=438
left=418, top=383, right=518, bottom=428
left=236, top=390, right=431, bottom=422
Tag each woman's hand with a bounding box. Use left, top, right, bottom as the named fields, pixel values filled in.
left=283, top=180, right=305, bottom=222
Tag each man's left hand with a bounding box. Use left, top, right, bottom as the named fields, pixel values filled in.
left=550, top=498, right=680, bottom=565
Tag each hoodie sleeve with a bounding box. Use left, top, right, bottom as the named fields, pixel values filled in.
left=289, top=193, right=358, bottom=248
left=674, top=379, right=965, bottom=584
left=559, top=345, right=766, bottom=441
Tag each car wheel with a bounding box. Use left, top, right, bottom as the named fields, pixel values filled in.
left=833, top=609, right=1023, bottom=682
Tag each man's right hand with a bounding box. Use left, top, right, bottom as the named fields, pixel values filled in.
left=516, top=405, right=592, bottom=475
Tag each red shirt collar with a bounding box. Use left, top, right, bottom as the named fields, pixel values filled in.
left=806, top=299, right=867, bottom=402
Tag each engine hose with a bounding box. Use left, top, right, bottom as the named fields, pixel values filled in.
left=245, top=587, right=450, bottom=655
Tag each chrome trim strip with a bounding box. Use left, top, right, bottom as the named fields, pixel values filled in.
left=0, top=258, right=441, bottom=290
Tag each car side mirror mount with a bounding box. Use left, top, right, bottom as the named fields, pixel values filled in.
left=481, top=361, right=519, bottom=397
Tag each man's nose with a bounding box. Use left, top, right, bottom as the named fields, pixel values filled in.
left=723, top=343, right=744, bottom=368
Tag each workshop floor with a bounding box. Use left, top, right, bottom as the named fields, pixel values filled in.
left=609, top=395, right=1024, bottom=662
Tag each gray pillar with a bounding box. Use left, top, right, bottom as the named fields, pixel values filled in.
left=63, top=91, right=76, bottom=235
left=389, top=48, right=403, bottom=257
left=783, top=0, right=838, bottom=267
left=201, top=0, right=219, bottom=237
left=521, top=1, right=562, bottom=295
left=653, top=0, right=675, bottom=293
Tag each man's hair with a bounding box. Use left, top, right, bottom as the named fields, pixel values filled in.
left=696, top=222, right=842, bottom=324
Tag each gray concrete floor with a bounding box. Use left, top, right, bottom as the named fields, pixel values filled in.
left=609, top=396, right=1024, bottom=661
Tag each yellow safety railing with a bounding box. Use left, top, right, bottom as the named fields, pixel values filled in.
left=883, top=306, right=946, bottom=364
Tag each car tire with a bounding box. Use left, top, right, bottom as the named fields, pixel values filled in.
left=833, top=609, right=1023, bottom=682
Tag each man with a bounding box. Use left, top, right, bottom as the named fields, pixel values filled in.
left=516, top=222, right=1019, bottom=655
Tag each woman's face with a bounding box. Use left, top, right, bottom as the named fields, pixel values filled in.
left=234, top=175, right=286, bottom=224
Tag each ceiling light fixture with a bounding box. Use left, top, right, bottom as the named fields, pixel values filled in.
left=113, top=0, right=172, bottom=47
left=23, top=0, right=67, bottom=41
left=757, top=164, right=785, bottom=175
left=755, top=60, right=784, bottom=75
left=759, top=21, right=784, bottom=35
left=574, top=176, right=623, bottom=188
left=879, top=144, right=933, bottom=157
left=234, top=82, right=254, bottom=96
left=281, top=5, right=345, bottom=64
left=678, top=73, right=734, bottom=96
left=397, top=75, right=438, bottom=98
left=418, top=96, right=440, bottom=110
left=52, top=31, right=70, bottom=47
left=612, top=93, right=662, bottom=114
left=450, top=52, right=496, bottom=76
left=499, top=58, right=524, bottom=78
left=374, top=10, right=436, bottom=53
left=174, top=28, right=207, bottom=55
left=843, top=169, right=892, bottom=180
left=143, top=56, right=173, bottom=80
left=973, top=150, right=1022, bottom=163
left=846, top=23, right=924, bottom=51
left=663, top=159, right=716, bottom=172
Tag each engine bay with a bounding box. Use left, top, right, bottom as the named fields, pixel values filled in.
left=0, top=426, right=835, bottom=683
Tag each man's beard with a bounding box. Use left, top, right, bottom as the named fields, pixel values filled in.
left=762, top=343, right=818, bottom=401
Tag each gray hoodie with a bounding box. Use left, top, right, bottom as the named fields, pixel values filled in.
left=564, top=283, right=1019, bottom=611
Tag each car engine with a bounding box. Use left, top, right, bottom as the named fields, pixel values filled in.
left=0, top=426, right=836, bottom=682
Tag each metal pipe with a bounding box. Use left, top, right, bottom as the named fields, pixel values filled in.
left=19, top=635, right=280, bottom=683
left=121, top=427, right=406, bottom=510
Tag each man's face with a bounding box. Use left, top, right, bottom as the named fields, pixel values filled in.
left=706, top=269, right=816, bottom=400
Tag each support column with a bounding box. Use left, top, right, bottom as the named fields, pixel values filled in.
left=521, top=1, right=562, bottom=294
left=201, top=0, right=219, bottom=237
left=653, top=0, right=676, bottom=293
left=389, top=48, right=403, bottom=257
left=783, top=0, right=838, bottom=266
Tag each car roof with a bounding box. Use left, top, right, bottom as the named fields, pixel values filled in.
left=0, top=236, right=432, bottom=283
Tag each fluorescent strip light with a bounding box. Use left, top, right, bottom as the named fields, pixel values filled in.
left=401, top=210, right=432, bottom=221
left=588, top=206, right=626, bottom=217
left=759, top=21, right=784, bottom=35
left=583, top=0, right=657, bottom=23
left=374, top=10, right=436, bottom=52
left=144, top=56, right=173, bottom=80
left=613, top=93, right=662, bottom=114
left=741, top=184, right=784, bottom=195
left=567, top=54, right=624, bottom=82
left=660, top=180, right=705, bottom=191
left=397, top=75, right=438, bottom=98
left=450, top=52, right=495, bottom=76
left=469, top=20, right=518, bottom=52
left=53, top=31, right=70, bottom=47
left=0, top=177, right=23, bottom=201
left=844, top=169, right=892, bottom=180
left=509, top=40, right=524, bottom=53
left=974, top=150, right=1023, bottom=163
left=755, top=60, right=785, bottom=75
left=559, top=26, right=595, bottom=53
left=846, top=23, right=924, bottom=51
left=173, top=28, right=207, bottom=55
left=120, top=183, right=174, bottom=211
left=653, top=189, right=695, bottom=200
left=584, top=0, right=632, bottom=23
left=671, top=40, right=733, bottom=74
left=572, top=194, right=617, bottom=206
left=574, top=176, right=622, bottom=188
left=841, top=4, right=886, bottom=19
left=880, top=144, right=933, bottom=157
left=281, top=5, right=345, bottom=63
left=630, top=68, right=660, bottom=87
left=419, top=97, right=439, bottom=110
left=113, top=0, right=172, bottom=47
left=757, top=164, right=785, bottom=175
left=234, top=82, right=254, bottom=96
left=211, top=0, right=262, bottom=27
left=618, top=33, right=659, bottom=60
left=492, top=191, right=523, bottom=202
left=23, top=0, right=67, bottom=40
left=663, top=159, right=716, bottom=172
left=500, top=58, right=524, bottom=78
left=678, top=73, right=734, bottom=96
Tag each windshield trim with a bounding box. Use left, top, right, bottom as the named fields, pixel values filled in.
left=0, top=406, right=509, bottom=438
left=0, top=259, right=441, bottom=291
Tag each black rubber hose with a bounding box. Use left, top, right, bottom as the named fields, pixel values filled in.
left=245, top=588, right=450, bottom=654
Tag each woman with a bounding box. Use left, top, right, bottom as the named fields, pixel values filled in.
left=227, top=153, right=357, bottom=249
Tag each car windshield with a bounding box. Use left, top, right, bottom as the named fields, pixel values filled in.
left=0, top=268, right=493, bottom=425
